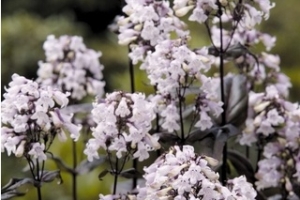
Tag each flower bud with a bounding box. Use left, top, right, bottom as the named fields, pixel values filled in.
left=15, top=140, right=26, bottom=157
left=168, top=164, right=188, bottom=178
left=156, top=187, right=172, bottom=197
left=175, top=6, right=194, bottom=17
left=254, top=101, right=270, bottom=113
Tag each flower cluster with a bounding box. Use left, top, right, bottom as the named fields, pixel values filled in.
left=173, top=0, right=275, bottom=26
left=84, top=91, right=160, bottom=162
left=1, top=74, right=82, bottom=160
left=37, top=35, right=105, bottom=101
left=141, top=38, right=213, bottom=96
left=239, top=85, right=300, bottom=196
left=136, top=145, right=256, bottom=200
left=115, top=0, right=187, bottom=65
left=141, top=37, right=223, bottom=133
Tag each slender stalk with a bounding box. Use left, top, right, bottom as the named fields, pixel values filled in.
left=255, top=144, right=262, bottom=173
left=72, top=141, right=77, bottom=200
left=155, top=112, right=161, bottom=157
left=217, top=1, right=227, bottom=185
left=36, top=159, right=42, bottom=200
left=179, top=88, right=185, bottom=146
left=128, top=46, right=138, bottom=189
left=246, top=146, right=250, bottom=159
left=113, top=158, right=119, bottom=195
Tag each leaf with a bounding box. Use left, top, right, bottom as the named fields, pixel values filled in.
left=98, top=169, right=109, bottom=181
left=215, top=74, right=249, bottom=127
left=1, top=190, right=27, bottom=200
left=185, top=127, right=214, bottom=144
left=1, top=178, right=34, bottom=199
left=40, top=170, right=63, bottom=185
left=120, top=168, right=140, bottom=179
left=191, top=124, right=240, bottom=163
left=154, top=132, right=181, bottom=144
left=75, top=156, right=107, bottom=175
left=183, top=86, right=201, bottom=96
left=48, top=154, right=74, bottom=174
left=60, top=103, right=93, bottom=114
left=111, top=179, right=145, bottom=194
left=227, top=150, right=255, bottom=184
left=182, top=105, right=195, bottom=119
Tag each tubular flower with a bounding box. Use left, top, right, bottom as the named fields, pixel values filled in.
left=37, top=35, right=105, bottom=101
left=1, top=74, right=81, bottom=159
left=84, top=91, right=160, bottom=162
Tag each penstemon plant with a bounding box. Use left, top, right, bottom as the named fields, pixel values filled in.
left=1, top=0, right=300, bottom=200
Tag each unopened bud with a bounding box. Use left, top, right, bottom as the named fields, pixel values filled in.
left=175, top=6, right=194, bottom=17
left=254, top=101, right=270, bottom=113
left=203, top=156, right=219, bottom=167
left=15, top=140, right=26, bottom=157
left=220, top=0, right=228, bottom=6
left=285, top=177, right=293, bottom=192
left=202, top=168, right=219, bottom=180
left=134, top=24, right=142, bottom=31
left=117, top=17, right=131, bottom=26
left=157, top=187, right=172, bottom=197
left=168, top=164, right=188, bottom=178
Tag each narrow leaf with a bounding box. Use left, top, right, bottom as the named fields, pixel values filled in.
left=120, top=168, right=140, bottom=179
left=154, top=132, right=181, bottom=144
left=215, top=74, right=249, bottom=127
left=75, top=156, right=107, bottom=175
left=48, top=154, right=74, bottom=174
left=227, top=150, right=255, bottom=184
left=60, top=103, right=93, bottom=114
left=40, top=170, right=63, bottom=185
left=98, top=169, right=109, bottom=181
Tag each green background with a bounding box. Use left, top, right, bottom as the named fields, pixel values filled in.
left=1, top=0, right=300, bottom=199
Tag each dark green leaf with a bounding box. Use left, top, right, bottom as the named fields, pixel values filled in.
left=154, top=132, right=181, bottom=144
left=1, top=178, right=34, bottom=200
left=227, top=150, right=255, bottom=184
left=40, top=170, right=63, bottom=185
left=75, top=156, right=107, bottom=175
left=192, top=125, right=240, bottom=163
left=98, top=169, right=109, bottom=181
left=215, top=74, right=249, bottom=127
left=60, top=103, right=93, bottom=114
left=48, top=154, right=74, bottom=174
left=120, top=168, right=140, bottom=179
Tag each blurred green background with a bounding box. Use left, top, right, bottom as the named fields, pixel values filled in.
left=1, top=0, right=300, bottom=199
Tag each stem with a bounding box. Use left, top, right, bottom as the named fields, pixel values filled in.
left=255, top=143, right=262, bottom=173
left=36, top=159, right=42, bottom=200
left=155, top=112, right=161, bottom=157
left=217, top=1, right=227, bottom=185
left=246, top=146, right=249, bottom=159
left=113, top=158, right=119, bottom=195
left=72, top=141, right=77, bottom=200
left=179, top=89, right=185, bottom=146
left=128, top=46, right=138, bottom=190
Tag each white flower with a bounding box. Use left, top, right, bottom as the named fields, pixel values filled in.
left=195, top=111, right=213, bottom=131
left=12, top=115, right=29, bottom=133
left=28, top=143, right=47, bottom=161
left=37, top=35, right=105, bottom=101
left=108, top=137, right=127, bottom=158
left=86, top=92, right=158, bottom=161
left=267, top=108, right=284, bottom=126
left=4, top=136, right=23, bottom=156
left=256, top=120, right=275, bottom=136
left=50, top=109, right=82, bottom=141
left=189, top=7, right=207, bottom=23
left=115, top=97, right=131, bottom=117
left=137, top=145, right=256, bottom=199
left=84, top=139, right=100, bottom=162
left=2, top=73, right=80, bottom=158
